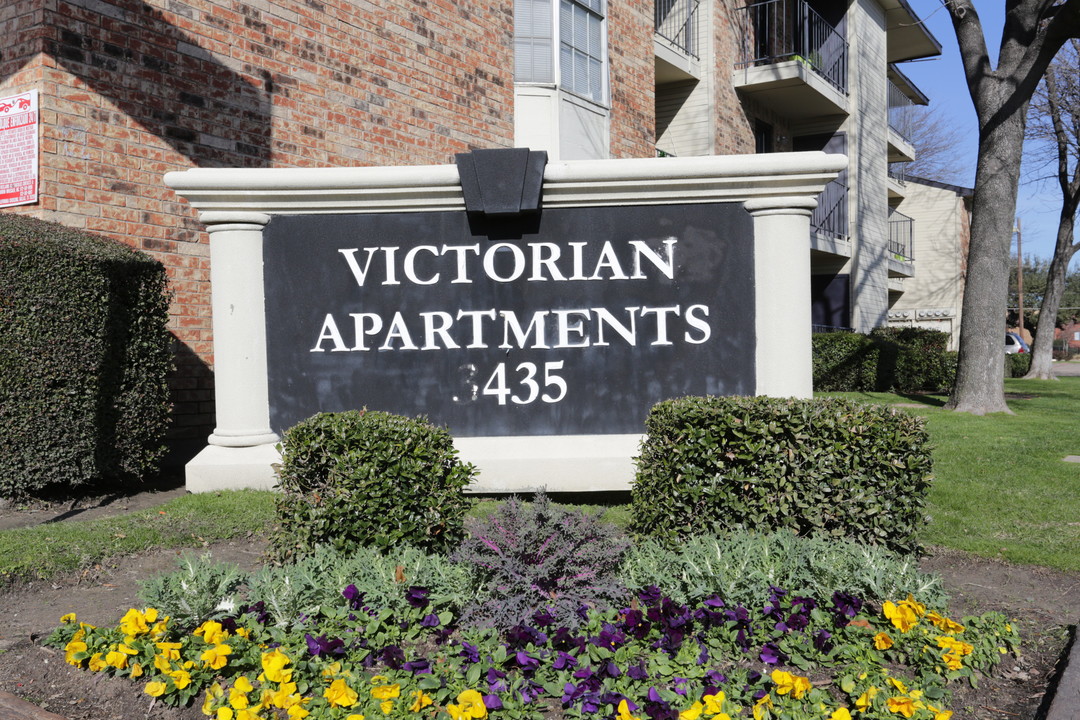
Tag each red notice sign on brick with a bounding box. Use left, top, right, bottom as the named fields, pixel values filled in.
left=0, top=90, right=38, bottom=209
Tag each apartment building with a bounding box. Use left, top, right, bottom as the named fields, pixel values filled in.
left=886, top=176, right=972, bottom=350
left=0, top=0, right=939, bottom=436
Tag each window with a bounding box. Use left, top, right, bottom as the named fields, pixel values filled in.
left=515, top=0, right=607, bottom=105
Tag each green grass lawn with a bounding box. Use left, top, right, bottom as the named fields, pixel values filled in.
left=2, top=377, right=1077, bottom=586
left=0, top=489, right=276, bottom=587
left=827, top=377, right=1080, bottom=571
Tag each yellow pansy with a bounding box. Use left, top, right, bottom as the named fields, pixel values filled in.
left=130, top=662, right=144, bottom=678
left=830, top=709, right=852, bottom=720
left=60, top=613, right=77, bottom=624
left=410, top=690, right=434, bottom=712
left=201, top=643, right=233, bottom=670
left=348, top=716, right=367, bottom=720
left=261, top=648, right=291, bottom=683
left=156, top=641, right=183, bottom=660
left=702, top=693, right=726, bottom=716
left=887, top=696, right=916, bottom=718
left=883, top=601, right=919, bottom=633
left=287, top=706, right=311, bottom=720
left=925, top=612, right=964, bottom=634
left=217, top=708, right=234, bottom=720
left=372, top=683, right=401, bottom=701
left=88, top=653, right=107, bottom=672
left=752, top=694, right=773, bottom=720
left=927, top=705, right=953, bottom=720
left=202, top=683, right=225, bottom=716
left=617, top=699, right=641, bottom=720
left=381, top=700, right=394, bottom=715
left=855, top=687, right=879, bottom=712
left=154, top=653, right=175, bottom=673
left=886, top=677, right=908, bottom=694
left=325, top=678, right=360, bottom=708
left=680, top=701, right=703, bottom=720
left=447, top=689, right=487, bottom=720
left=145, top=681, right=168, bottom=697
left=196, top=621, right=229, bottom=645
left=874, top=632, right=894, bottom=650
left=771, top=670, right=811, bottom=699
left=64, top=640, right=87, bottom=666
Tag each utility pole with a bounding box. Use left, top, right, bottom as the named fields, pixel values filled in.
left=1015, top=217, right=1024, bottom=336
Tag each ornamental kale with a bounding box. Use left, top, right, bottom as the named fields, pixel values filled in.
left=453, top=491, right=630, bottom=631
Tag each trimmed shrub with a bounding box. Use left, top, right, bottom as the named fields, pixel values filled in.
left=870, top=327, right=953, bottom=392
left=452, top=491, right=630, bottom=631
left=0, top=214, right=171, bottom=498
left=813, top=327, right=954, bottom=392
left=1006, top=352, right=1032, bottom=377
left=811, top=332, right=878, bottom=391
left=269, top=410, right=476, bottom=562
left=630, top=396, right=933, bottom=555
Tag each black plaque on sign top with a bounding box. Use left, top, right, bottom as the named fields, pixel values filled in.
left=263, top=203, right=755, bottom=437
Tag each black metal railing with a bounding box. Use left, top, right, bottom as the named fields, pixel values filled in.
left=736, top=0, right=848, bottom=94
left=888, top=162, right=907, bottom=186
left=656, top=0, right=700, bottom=58
left=811, top=176, right=849, bottom=240
left=888, top=210, right=914, bottom=260
left=812, top=324, right=854, bottom=333
left=888, top=80, right=916, bottom=144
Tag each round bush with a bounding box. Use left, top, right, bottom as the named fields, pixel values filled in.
left=270, top=410, right=476, bottom=561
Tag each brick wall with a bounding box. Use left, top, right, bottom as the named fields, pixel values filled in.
left=1, top=0, right=515, bottom=437
left=608, top=0, right=655, bottom=158
left=714, top=1, right=755, bottom=156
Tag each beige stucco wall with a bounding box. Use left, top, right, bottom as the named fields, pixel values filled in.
left=888, top=179, right=970, bottom=349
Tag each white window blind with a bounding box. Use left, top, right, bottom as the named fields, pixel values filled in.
left=515, top=0, right=606, bottom=104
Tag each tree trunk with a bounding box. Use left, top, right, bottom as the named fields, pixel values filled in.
left=1025, top=210, right=1078, bottom=379
left=946, top=103, right=1027, bottom=414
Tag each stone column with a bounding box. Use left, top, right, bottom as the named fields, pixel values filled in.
left=186, top=211, right=281, bottom=491
left=745, top=197, right=817, bottom=399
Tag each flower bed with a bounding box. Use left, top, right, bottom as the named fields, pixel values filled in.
left=47, top=581, right=1018, bottom=720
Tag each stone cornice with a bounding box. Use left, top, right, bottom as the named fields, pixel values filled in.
left=164, top=152, right=846, bottom=216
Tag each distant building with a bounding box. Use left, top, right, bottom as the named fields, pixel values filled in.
left=886, top=176, right=972, bottom=350
left=1, top=0, right=940, bottom=437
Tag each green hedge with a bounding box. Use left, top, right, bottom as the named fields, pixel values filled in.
left=0, top=214, right=171, bottom=498
left=630, top=396, right=933, bottom=555
left=270, top=410, right=476, bottom=561
left=813, top=327, right=954, bottom=393
left=1005, top=352, right=1032, bottom=377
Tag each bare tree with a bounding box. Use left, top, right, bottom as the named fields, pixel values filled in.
left=943, top=0, right=1080, bottom=414
left=905, top=105, right=969, bottom=184
left=1023, top=39, right=1080, bottom=379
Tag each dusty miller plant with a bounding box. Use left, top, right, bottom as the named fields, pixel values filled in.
left=452, top=491, right=630, bottom=631
left=137, top=552, right=244, bottom=629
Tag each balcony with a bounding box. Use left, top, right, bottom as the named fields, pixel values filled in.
left=733, top=0, right=849, bottom=122
left=810, top=174, right=850, bottom=258
left=655, top=0, right=701, bottom=82
left=887, top=162, right=907, bottom=203
left=888, top=209, right=914, bottom=277
left=887, top=79, right=917, bottom=163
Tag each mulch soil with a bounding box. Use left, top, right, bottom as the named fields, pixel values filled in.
left=0, top=490, right=1075, bottom=720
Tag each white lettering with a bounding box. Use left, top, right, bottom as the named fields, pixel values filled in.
left=684, top=304, right=711, bottom=344
left=403, top=245, right=440, bottom=285
left=441, top=244, right=480, bottom=283
left=553, top=309, right=591, bottom=348
left=529, top=242, right=566, bottom=281
left=379, top=311, right=418, bottom=350
left=499, top=310, right=550, bottom=349
left=641, top=306, right=681, bottom=346
left=350, top=312, right=384, bottom=351
left=311, top=314, right=348, bottom=351
left=630, top=238, right=677, bottom=280
left=484, top=243, right=527, bottom=282
left=589, top=241, right=630, bottom=280
left=456, top=309, right=496, bottom=348
left=420, top=311, right=459, bottom=350
left=593, top=306, right=639, bottom=346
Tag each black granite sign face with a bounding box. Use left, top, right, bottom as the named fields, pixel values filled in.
left=263, top=203, right=755, bottom=436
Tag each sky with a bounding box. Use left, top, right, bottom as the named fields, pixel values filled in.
left=899, top=1, right=1077, bottom=268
